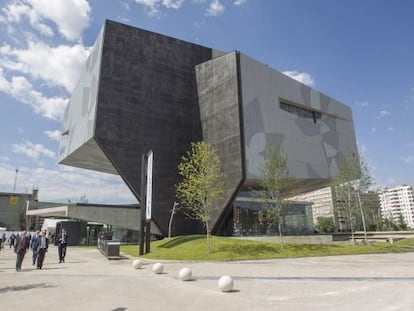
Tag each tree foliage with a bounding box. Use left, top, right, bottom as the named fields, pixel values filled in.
left=316, top=216, right=336, bottom=233
left=175, top=142, right=224, bottom=253
left=77, top=195, right=88, bottom=204
left=397, top=215, right=408, bottom=231
left=382, top=217, right=408, bottom=231
left=256, top=145, right=292, bottom=245
left=334, top=153, right=374, bottom=244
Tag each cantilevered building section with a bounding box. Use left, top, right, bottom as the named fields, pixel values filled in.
left=58, top=20, right=358, bottom=236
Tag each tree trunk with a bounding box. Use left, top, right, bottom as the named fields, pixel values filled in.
left=205, top=222, right=212, bottom=254
left=356, top=191, right=368, bottom=244
left=347, top=187, right=355, bottom=245
left=278, top=209, right=284, bottom=249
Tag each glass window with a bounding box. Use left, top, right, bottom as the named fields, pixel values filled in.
left=279, top=100, right=322, bottom=123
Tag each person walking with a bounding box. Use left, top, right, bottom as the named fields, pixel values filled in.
left=36, top=231, right=49, bottom=269
left=9, top=233, right=16, bottom=248
left=14, top=231, right=28, bottom=272
left=57, top=228, right=68, bottom=263
left=1, top=232, right=6, bottom=249
left=31, top=231, right=40, bottom=266
left=25, top=232, right=31, bottom=250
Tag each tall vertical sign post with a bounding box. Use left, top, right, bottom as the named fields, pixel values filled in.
left=145, top=151, right=153, bottom=254
left=139, top=150, right=153, bottom=256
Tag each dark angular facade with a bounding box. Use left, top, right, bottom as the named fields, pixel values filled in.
left=96, top=21, right=217, bottom=235
left=59, top=20, right=221, bottom=235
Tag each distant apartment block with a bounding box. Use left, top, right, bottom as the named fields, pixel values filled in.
left=290, top=187, right=334, bottom=223
left=291, top=186, right=381, bottom=232
left=379, top=185, right=414, bottom=228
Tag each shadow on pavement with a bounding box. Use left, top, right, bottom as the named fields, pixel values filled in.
left=0, top=283, right=56, bottom=293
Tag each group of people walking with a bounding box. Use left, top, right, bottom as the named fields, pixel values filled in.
left=13, top=228, right=68, bottom=272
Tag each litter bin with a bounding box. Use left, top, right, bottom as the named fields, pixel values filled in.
left=104, top=240, right=120, bottom=258
left=98, top=232, right=113, bottom=253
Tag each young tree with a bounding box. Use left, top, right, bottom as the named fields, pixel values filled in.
left=335, top=153, right=373, bottom=244
left=78, top=195, right=88, bottom=204
left=316, top=216, right=336, bottom=233
left=397, top=214, right=408, bottom=231
left=256, top=145, right=292, bottom=247
left=175, top=142, right=224, bottom=253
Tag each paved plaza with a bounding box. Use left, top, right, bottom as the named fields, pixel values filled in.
left=1, top=245, right=414, bottom=310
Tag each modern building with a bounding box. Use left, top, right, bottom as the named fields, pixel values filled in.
left=292, top=186, right=382, bottom=232
left=379, top=185, right=414, bottom=228
left=233, top=196, right=314, bottom=236
left=0, top=189, right=105, bottom=241
left=58, top=20, right=358, bottom=237
left=0, top=191, right=35, bottom=230
left=26, top=201, right=162, bottom=243
left=290, top=187, right=335, bottom=224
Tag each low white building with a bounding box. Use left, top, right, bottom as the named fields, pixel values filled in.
left=379, top=185, right=414, bottom=228
left=290, top=186, right=334, bottom=224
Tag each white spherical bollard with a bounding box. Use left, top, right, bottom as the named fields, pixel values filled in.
left=152, top=262, right=164, bottom=274
left=178, top=267, right=192, bottom=281
left=132, top=259, right=142, bottom=269
left=218, top=275, right=234, bottom=292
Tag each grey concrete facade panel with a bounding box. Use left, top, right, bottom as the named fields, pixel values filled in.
left=67, top=205, right=161, bottom=234
left=58, top=27, right=105, bottom=170
left=59, top=138, right=117, bottom=174
left=195, top=52, right=244, bottom=230
left=239, top=53, right=358, bottom=190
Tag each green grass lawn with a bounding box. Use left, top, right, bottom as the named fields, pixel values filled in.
left=120, top=235, right=414, bottom=261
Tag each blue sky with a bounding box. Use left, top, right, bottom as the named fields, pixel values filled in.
left=0, top=0, right=413, bottom=203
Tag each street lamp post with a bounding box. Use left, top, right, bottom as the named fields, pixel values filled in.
left=168, top=201, right=178, bottom=238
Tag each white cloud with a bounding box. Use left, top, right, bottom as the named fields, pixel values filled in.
left=122, top=1, right=131, bottom=11
left=233, top=0, right=246, bottom=5
left=1, top=1, right=31, bottom=23
left=2, top=1, right=54, bottom=37
left=358, top=143, right=368, bottom=156
left=402, top=156, right=414, bottom=164
left=405, top=86, right=414, bottom=104
left=0, top=163, right=137, bottom=203
left=135, top=0, right=161, bottom=15
left=385, top=177, right=399, bottom=187
left=133, top=0, right=229, bottom=17
left=0, top=40, right=90, bottom=93
left=12, top=140, right=56, bottom=160
left=376, top=109, right=390, bottom=119
left=162, top=0, right=185, bottom=9
left=0, top=69, right=67, bottom=120
left=1, top=0, right=91, bottom=42
left=44, top=130, right=61, bottom=141
left=371, top=127, right=377, bottom=133
left=355, top=101, right=369, bottom=107
left=194, top=20, right=206, bottom=28
left=205, top=0, right=225, bottom=16
left=282, top=70, right=315, bottom=87
left=0, top=155, right=10, bottom=162
left=134, top=0, right=185, bottom=15
left=387, top=126, right=394, bottom=132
